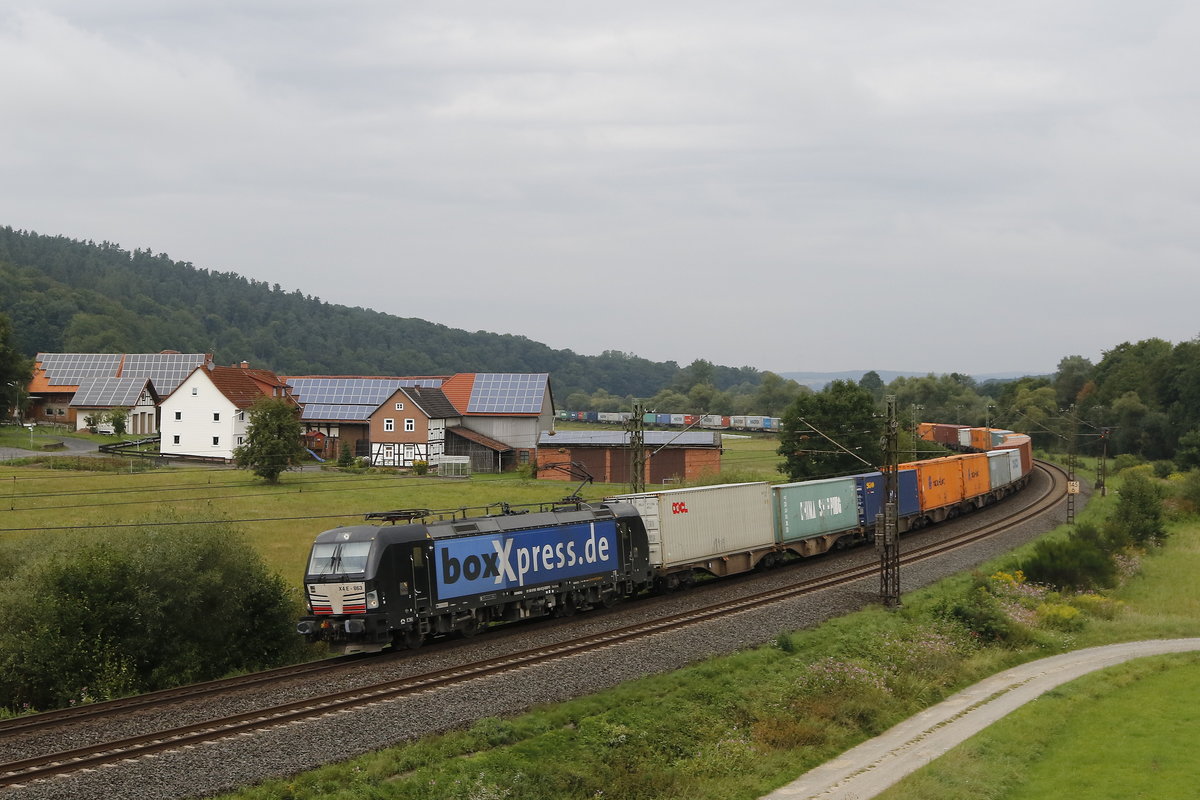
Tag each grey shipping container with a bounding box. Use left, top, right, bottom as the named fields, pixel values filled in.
left=987, top=450, right=1011, bottom=490
left=773, top=476, right=862, bottom=542
left=606, top=482, right=775, bottom=568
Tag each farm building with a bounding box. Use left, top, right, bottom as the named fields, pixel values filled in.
left=536, top=430, right=722, bottom=485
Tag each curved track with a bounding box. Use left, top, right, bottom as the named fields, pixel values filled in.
left=0, top=462, right=1068, bottom=789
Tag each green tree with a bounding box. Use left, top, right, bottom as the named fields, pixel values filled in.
left=108, top=406, right=129, bottom=436
left=1175, top=428, right=1200, bottom=471
left=233, top=397, right=305, bottom=483
left=1107, top=470, right=1167, bottom=547
left=1053, top=355, right=1094, bottom=409
left=0, top=523, right=304, bottom=710
left=753, top=371, right=807, bottom=416
left=0, top=313, right=30, bottom=420
left=858, top=370, right=884, bottom=399
left=337, top=440, right=354, bottom=467
left=778, top=380, right=882, bottom=481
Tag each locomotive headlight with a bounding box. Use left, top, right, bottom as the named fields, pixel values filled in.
left=366, top=589, right=380, bottom=610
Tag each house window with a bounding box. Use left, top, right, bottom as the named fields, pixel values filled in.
left=384, top=418, right=394, bottom=432
left=237, top=436, right=244, bottom=445
left=173, top=435, right=180, bottom=445
left=212, top=436, right=220, bottom=446
left=192, top=387, right=198, bottom=396
left=175, top=410, right=182, bottom=421
left=237, top=411, right=245, bottom=421
left=404, top=419, right=415, bottom=432
left=395, top=402, right=404, bottom=410
left=213, top=412, right=220, bottom=422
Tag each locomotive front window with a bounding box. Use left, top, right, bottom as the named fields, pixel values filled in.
left=308, top=541, right=373, bottom=576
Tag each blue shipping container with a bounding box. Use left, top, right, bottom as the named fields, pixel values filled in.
left=853, top=469, right=920, bottom=525
left=433, top=522, right=619, bottom=601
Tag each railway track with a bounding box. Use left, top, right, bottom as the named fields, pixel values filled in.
left=0, top=461, right=1068, bottom=789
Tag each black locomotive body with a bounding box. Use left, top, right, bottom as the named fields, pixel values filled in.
left=297, top=502, right=652, bottom=653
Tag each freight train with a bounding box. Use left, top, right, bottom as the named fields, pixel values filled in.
left=558, top=410, right=783, bottom=432
left=296, top=425, right=1033, bottom=653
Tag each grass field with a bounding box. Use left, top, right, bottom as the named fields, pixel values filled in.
left=0, top=429, right=788, bottom=586
left=875, top=506, right=1200, bottom=800
left=0, top=464, right=632, bottom=587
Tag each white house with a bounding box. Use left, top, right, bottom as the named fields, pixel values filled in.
left=159, top=364, right=294, bottom=460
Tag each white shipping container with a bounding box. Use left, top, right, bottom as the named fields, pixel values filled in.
left=607, top=482, right=774, bottom=568
left=987, top=450, right=1011, bottom=490
left=1006, top=448, right=1023, bottom=479
left=958, top=428, right=973, bottom=448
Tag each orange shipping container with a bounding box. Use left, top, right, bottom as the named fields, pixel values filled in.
left=959, top=452, right=990, bottom=500
left=969, top=428, right=990, bottom=451
left=918, top=422, right=936, bottom=442
left=901, top=456, right=965, bottom=513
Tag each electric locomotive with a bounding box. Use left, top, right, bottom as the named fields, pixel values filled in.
left=297, top=502, right=653, bottom=653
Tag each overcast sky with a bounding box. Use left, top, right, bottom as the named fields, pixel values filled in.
left=3, top=2, right=1198, bottom=376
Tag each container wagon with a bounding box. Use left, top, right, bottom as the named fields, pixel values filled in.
left=606, top=482, right=776, bottom=589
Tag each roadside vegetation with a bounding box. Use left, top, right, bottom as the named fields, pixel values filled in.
left=197, top=466, right=1200, bottom=800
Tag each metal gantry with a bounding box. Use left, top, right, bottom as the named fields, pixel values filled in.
left=877, top=395, right=901, bottom=608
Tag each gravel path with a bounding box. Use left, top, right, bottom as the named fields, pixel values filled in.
left=763, top=638, right=1200, bottom=800
left=1, top=470, right=1068, bottom=800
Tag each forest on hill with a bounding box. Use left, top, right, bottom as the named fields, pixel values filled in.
left=4, top=227, right=1198, bottom=463
left=0, top=226, right=764, bottom=400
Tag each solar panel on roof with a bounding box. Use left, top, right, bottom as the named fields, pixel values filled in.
left=287, top=377, right=443, bottom=407
left=300, top=403, right=376, bottom=421
left=120, top=353, right=207, bottom=394
left=40, top=354, right=123, bottom=385
left=466, top=373, right=547, bottom=414
left=71, top=377, right=148, bottom=408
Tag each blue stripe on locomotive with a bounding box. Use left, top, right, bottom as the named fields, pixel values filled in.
left=434, top=521, right=619, bottom=601
left=853, top=469, right=920, bottom=525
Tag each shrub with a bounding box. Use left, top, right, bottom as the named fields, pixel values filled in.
left=1152, top=460, right=1176, bottom=479
left=1114, top=453, right=1143, bottom=472
left=1021, top=535, right=1117, bottom=591
left=1035, top=603, right=1084, bottom=631
left=935, top=584, right=1020, bottom=643
left=1071, top=593, right=1123, bottom=620
left=412, top=460, right=429, bottom=475
left=0, top=522, right=307, bottom=711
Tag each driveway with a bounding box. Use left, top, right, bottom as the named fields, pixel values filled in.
left=0, top=431, right=101, bottom=460
left=763, top=638, right=1200, bottom=800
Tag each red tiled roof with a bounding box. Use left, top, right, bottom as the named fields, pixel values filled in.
left=206, top=365, right=296, bottom=410
left=439, top=373, right=475, bottom=414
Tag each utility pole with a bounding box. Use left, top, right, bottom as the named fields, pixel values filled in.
left=1065, top=405, right=1078, bottom=525
left=1097, top=427, right=1109, bottom=497
left=876, top=395, right=900, bottom=608
left=626, top=403, right=646, bottom=493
